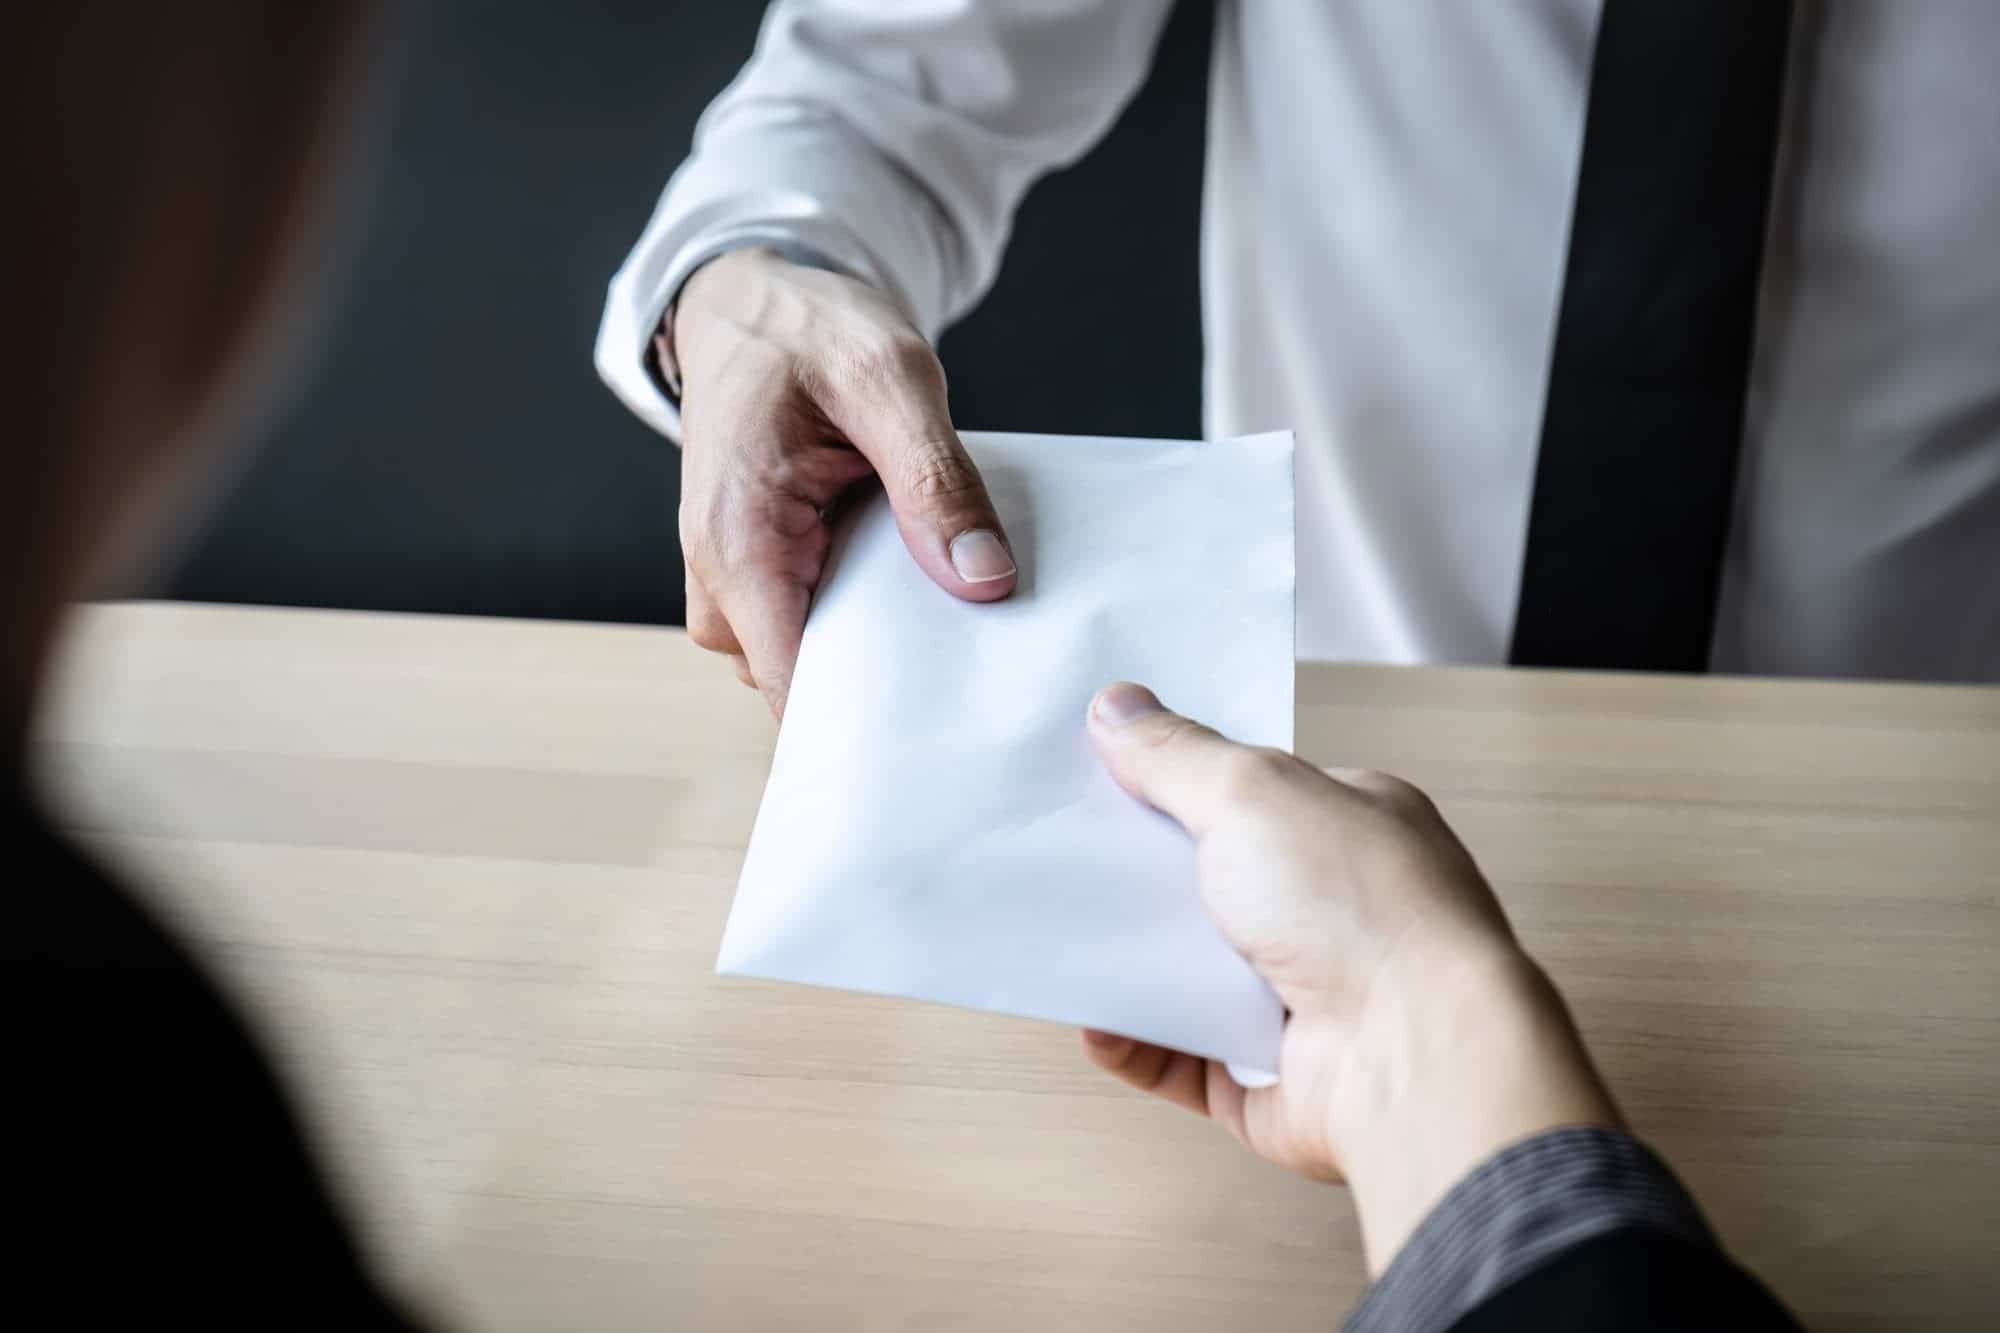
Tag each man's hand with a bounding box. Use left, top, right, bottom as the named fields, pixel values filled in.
left=667, top=247, right=1016, bottom=715
left=1081, top=682, right=1622, bottom=1274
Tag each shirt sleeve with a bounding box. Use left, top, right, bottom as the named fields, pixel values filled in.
left=1342, top=1127, right=1736, bottom=1333
left=593, top=0, right=1177, bottom=440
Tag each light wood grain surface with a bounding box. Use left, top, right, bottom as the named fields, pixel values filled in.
left=32, top=602, right=2000, bottom=1332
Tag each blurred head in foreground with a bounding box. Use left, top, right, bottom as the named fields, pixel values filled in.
left=1, top=1, right=378, bottom=766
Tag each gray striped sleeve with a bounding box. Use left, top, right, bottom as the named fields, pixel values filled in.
left=1342, top=1127, right=1716, bottom=1333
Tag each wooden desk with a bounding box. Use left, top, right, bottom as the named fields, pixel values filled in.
left=34, top=603, right=2000, bottom=1332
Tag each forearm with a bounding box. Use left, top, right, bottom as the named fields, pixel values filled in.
left=1329, top=945, right=1624, bottom=1273
left=1346, top=1128, right=1798, bottom=1332
left=1333, top=948, right=1796, bottom=1331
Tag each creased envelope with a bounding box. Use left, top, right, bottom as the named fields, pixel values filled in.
left=719, top=430, right=1294, bottom=1079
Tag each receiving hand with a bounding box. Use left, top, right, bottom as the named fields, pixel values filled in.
left=1082, top=682, right=1621, bottom=1272
left=669, top=247, right=1016, bottom=715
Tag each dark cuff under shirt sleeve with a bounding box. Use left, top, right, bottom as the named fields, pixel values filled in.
left=1342, top=1127, right=1719, bottom=1333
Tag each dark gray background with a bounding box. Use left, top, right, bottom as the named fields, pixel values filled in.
left=159, top=0, right=1214, bottom=626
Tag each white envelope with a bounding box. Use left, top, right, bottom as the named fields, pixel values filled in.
left=719, top=430, right=1295, bottom=1080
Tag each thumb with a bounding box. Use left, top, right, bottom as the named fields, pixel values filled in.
left=827, top=344, right=1017, bottom=602
left=1087, top=682, right=1247, bottom=838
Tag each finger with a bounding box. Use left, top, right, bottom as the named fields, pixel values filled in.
left=823, top=338, right=1017, bottom=602
left=718, top=571, right=812, bottom=718
left=1203, top=1064, right=1252, bottom=1147
left=1086, top=682, right=1264, bottom=837
left=1081, top=1030, right=1211, bottom=1117
left=684, top=568, right=742, bottom=658
left=688, top=569, right=757, bottom=692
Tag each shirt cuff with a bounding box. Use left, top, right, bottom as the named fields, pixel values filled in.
left=1343, top=1127, right=1718, bottom=1333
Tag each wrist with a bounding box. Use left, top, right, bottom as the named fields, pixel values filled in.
left=669, top=248, right=752, bottom=354
left=665, top=248, right=785, bottom=404
left=1325, top=943, right=1621, bottom=1275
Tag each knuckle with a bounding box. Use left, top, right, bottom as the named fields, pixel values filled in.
left=1215, top=746, right=1297, bottom=807
left=685, top=598, right=737, bottom=650
left=870, top=329, right=940, bottom=377
left=1348, top=768, right=1435, bottom=817
left=687, top=618, right=736, bottom=654
left=682, top=481, right=793, bottom=575
left=899, top=442, right=983, bottom=509
left=843, top=327, right=940, bottom=392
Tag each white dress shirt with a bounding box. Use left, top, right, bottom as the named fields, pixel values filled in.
left=596, top=0, right=2000, bottom=681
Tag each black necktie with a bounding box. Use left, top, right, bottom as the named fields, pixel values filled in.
left=1509, top=1, right=1795, bottom=672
